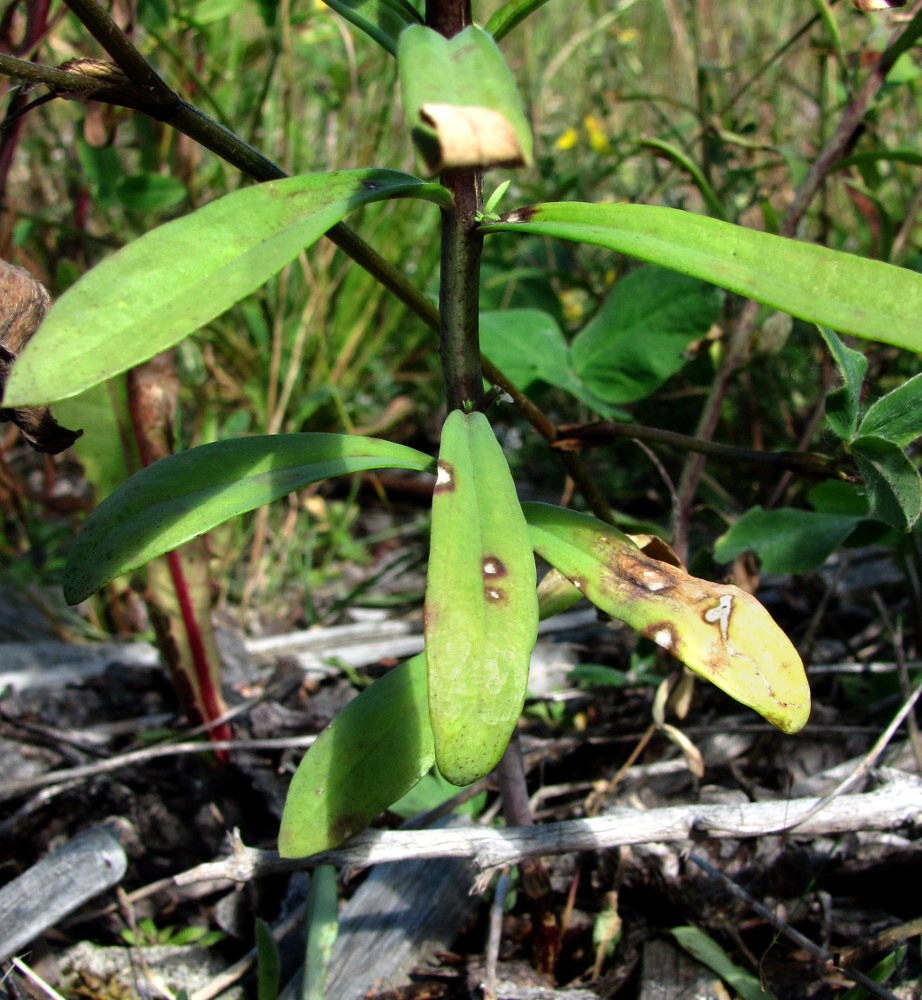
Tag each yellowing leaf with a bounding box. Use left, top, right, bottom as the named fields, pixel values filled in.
left=524, top=503, right=810, bottom=733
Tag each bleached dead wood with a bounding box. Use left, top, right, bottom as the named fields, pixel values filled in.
left=0, top=825, right=127, bottom=963
left=175, top=768, right=922, bottom=886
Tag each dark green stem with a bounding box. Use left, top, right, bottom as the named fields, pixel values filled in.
left=438, top=169, right=484, bottom=411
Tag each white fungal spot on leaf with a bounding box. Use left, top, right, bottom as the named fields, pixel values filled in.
left=436, top=461, right=453, bottom=488
left=704, top=594, right=733, bottom=642
left=654, top=628, right=674, bottom=649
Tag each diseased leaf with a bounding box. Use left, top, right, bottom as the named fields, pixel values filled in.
left=524, top=502, right=810, bottom=733
left=398, top=26, right=533, bottom=173
left=64, top=434, right=434, bottom=603
left=425, top=410, right=538, bottom=785
left=278, top=654, right=434, bottom=858
left=483, top=203, right=922, bottom=352
left=5, top=170, right=448, bottom=406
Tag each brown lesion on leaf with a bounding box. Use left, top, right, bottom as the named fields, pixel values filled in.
left=434, top=459, right=456, bottom=493
left=481, top=555, right=508, bottom=579
left=483, top=584, right=508, bottom=604
left=615, top=552, right=677, bottom=596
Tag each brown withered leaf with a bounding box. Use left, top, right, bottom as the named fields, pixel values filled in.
left=0, top=260, right=82, bottom=454
left=419, top=103, right=526, bottom=171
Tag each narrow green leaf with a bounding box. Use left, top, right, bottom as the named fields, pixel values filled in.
left=303, top=866, right=339, bottom=1000
left=670, top=926, right=776, bottom=1000
left=817, top=326, right=868, bottom=441
left=639, top=139, right=726, bottom=220
left=571, top=266, right=721, bottom=405
left=714, top=506, right=864, bottom=574
left=850, top=434, right=922, bottom=530
left=858, top=371, right=922, bottom=445
left=5, top=170, right=448, bottom=406
left=398, top=25, right=533, bottom=173
left=63, top=434, right=434, bottom=603
left=524, top=502, right=810, bottom=733
left=483, top=203, right=922, bottom=352
left=484, top=0, right=554, bottom=40
left=425, top=411, right=538, bottom=785
left=323, top=0, right=422, bottom=56
left=278, top=654, right=434, bottom=858
left=255, top=919, right=280, bottom=1000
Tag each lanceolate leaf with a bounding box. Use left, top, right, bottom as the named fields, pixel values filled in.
left=425, top=411, right=538, bottom=785
left=484, top=0, right=554, bottom=40
left=323, top=0, right=422, bottom=56
left=278, top=653, right=435, bottom=858
left=63, top=434, right=434, bottom=604
left=5, top=170, right=449, bottom=406
left=483, top=203, right=922, bottom=352
left=523, top=502, right=811, bottom=733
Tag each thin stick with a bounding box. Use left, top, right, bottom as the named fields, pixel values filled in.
left=174, top=775, right=922, bottom=884
left=687, top=853, right=901, bottom=1000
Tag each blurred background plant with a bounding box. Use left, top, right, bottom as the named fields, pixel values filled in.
left=2, top=0, right=920, bottom=635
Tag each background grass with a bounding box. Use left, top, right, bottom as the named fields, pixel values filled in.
left=1, top=0, right=920, bottom=626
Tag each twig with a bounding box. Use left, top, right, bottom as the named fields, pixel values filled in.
left=687, top=853, right=902, bottom=1000
left=555, top=420, right=854, bottom=482
left=787, top=672, right=922, bottom=830
left=0, top=736, right=316, bottom=803
left=174, top=773, right=922, bottom=884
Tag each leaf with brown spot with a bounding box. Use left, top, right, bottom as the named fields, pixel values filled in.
left=524, top=502, right=810, bottom=733
left=425, top=410, right=538, bottom=785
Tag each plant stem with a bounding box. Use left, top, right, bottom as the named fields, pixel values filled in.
left=438, top=169, right=485, bottom=411
left=556, top=419, right=856, bottom=482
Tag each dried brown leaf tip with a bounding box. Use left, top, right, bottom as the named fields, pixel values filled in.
left=0, top=260, right=82, bottom=454
left=852, top=0, right=906, bottom=9
left=419, top=104, right=526, bottom=171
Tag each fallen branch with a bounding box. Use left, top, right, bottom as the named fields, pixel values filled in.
left=175, top=768, right=922, bottom=885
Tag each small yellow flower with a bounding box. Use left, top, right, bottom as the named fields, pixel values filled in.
left=560, top=289, right=586, bottom=323
left=555, top=127, right=579, bottom=151
left=583, top=115, right=610, bottom=154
